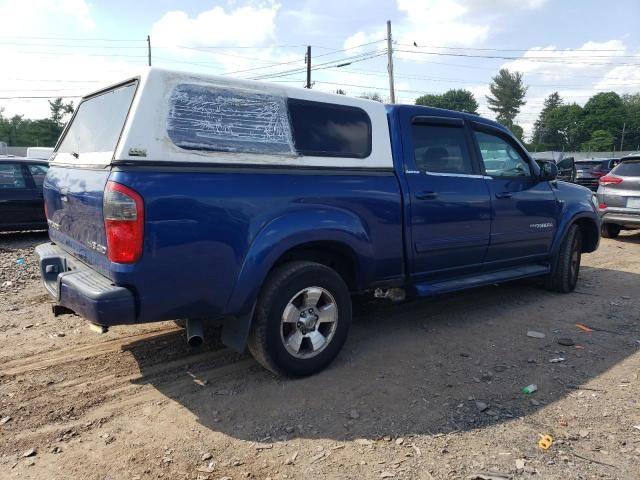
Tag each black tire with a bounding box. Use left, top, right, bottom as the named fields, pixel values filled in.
left=547, top=224, right=582, bottom=293
left=248, top=261, right=352, bottom=377
left=601, top=223, right=621, bottom=239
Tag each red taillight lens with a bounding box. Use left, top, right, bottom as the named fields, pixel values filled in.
left=599, top=175, right=623, bottom=186
left=44, top=200, right=49, bottom=220
left=598, top=203, right=608, bottom=209
left=104, top=181, right=144, bottom=263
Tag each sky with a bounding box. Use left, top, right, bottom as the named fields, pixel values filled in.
left=1, top=0, right=639, bottom=139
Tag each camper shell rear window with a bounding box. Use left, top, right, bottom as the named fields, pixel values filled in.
left=56, top=81, right=137, bottom=160
left=166, top=83, right=372, bottom=158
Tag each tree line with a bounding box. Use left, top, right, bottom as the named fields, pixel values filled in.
left=3, top=78, right=638, bottom=153
left=0, top=98, right=74, bottom=147
left=413, top=68, right=640, bottom=152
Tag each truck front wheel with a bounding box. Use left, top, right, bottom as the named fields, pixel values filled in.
left=248, top=261, right=352, bottom=377
left=547, top=224, right=582, bottom=293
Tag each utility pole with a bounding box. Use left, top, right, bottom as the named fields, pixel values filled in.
left=147, top=35, right=152, bottom=67
left=386, top=20, right=396, bottom=104
left=305, top=45, right=311, bottom=88
left=620, top=122, right=626, bottom=152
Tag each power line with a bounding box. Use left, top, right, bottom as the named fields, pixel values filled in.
left=396, top=43, right=629, bottom=53
left=248, top=50, right=386, bottom=81
left=160, top=39, right=386, bottom=77
left=395, top=49, right=640, bottom=66
left=330, top=67, right=639, bottom=88
left=3, top=50, right=148, bottom=59
left=0, top=35, right=144, bottom=41
left=0, top=41, right=147, bottom=49
left=0, top=95, right=83, bottom=99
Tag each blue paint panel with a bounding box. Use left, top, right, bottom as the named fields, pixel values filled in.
left=43, top=165, right=111, bottom=276
left=106, top=168, right=404, bottom=323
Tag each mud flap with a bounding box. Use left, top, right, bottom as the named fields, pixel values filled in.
left=221, top=304, right=255, bottom=353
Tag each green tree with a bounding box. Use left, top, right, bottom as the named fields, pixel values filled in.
left=415, top=89, right=479, bottom=114
left=545, top=103, right=586, bottom=151
left=49, top=97, right=75, bottom=128
left=581, top=92, right=624, bottom=147
left=532, top=92, right=563, bottom=149
left=510, top=124, right=524, bottom=141
left=582, top=129, right=614, bottom=152
left=621, top=93, right=640, bottom=150
left=486, top=68, right=528, bottom=128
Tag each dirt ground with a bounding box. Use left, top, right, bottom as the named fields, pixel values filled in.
left=1, top=231, right=639, bottom=480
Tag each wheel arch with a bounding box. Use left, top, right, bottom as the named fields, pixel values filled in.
left=220, top=207, right=374, bottom=352
left=551, top=211, right=600, bottom=256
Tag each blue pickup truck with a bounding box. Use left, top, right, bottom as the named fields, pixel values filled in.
left=36, top=68, right=600, bottom=376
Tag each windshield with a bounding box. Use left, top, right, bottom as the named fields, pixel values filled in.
left=56, top=81, right=137, bottom=161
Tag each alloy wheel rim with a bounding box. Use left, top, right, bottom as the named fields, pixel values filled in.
left=280, top=287, right=338, bottom=359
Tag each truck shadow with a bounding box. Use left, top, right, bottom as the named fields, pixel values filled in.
left=123, top=265, right=640, bottom=442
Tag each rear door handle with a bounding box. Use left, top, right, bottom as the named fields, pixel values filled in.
left=495, top=191, right=512, bottom=199
left=415, top=191, right=438, bottom=200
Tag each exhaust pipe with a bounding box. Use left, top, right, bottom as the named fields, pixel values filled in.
left=186, top=318, right=204, bottom=347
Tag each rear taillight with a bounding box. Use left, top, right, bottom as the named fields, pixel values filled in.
left=44, top=200, right=49, bottom=220
left=598, top=203, right=608, bottom=209
left=103, top=181, right=144, bottom=263
left=599, top=175, right=623, bottom=186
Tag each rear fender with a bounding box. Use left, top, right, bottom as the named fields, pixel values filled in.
left=221, top=206, right=373, bottom=351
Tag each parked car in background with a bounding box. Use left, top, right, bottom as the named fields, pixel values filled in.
left=597, top=154, right=640, bottom=238
left=575, top=158, right=620, bottom=191
left=26, top=147, right=55, bottom=160
left=0, top=156, right=49, bottom=231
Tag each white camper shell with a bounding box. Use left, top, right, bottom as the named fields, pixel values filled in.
left=52, top=68, right=393, bottom=170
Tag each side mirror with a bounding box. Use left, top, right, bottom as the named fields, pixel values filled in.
left=539, top=161, right=558, bottom=181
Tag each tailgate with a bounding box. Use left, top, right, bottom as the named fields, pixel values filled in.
left=44, top=165, right=111, bottom=274
left=44, top=80, right=138, bottom=276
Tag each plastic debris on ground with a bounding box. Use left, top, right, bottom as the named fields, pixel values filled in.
left=538, top=434, right=554, bottom=450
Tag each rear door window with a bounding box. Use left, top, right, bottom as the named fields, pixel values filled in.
left=410, top=124, right=474, bottom=174
left=0, top=164, right=27, bottom=189
left=56, top=81, right=137, bottom=161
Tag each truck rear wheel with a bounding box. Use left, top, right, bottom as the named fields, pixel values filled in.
left=547, top=224, right=582, bottom=293
left=248, top=261, right=352, bottom=377
left=601, top=223, right=621, bottom=239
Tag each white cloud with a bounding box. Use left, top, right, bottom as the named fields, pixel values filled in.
left=395, top=0, right=489, bottom=51
left=343, top=32, right=368, bottom=53
left=150, top=3, right=280, bottom=49
left=0, top=0, right=95, bottom=36
left=464, top=0, right=546, bottom=13
left=501, top=40, right=627, bottom=75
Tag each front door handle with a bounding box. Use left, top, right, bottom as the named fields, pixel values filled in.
left=495, top=191, right=512, bottom=199
left=415, top=191, right=438, bottom=200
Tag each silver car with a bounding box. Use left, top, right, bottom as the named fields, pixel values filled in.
left=596, top=155, right=640, bottom=238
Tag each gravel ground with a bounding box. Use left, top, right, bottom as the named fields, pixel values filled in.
left=0, top=230, right=639, bottom=480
